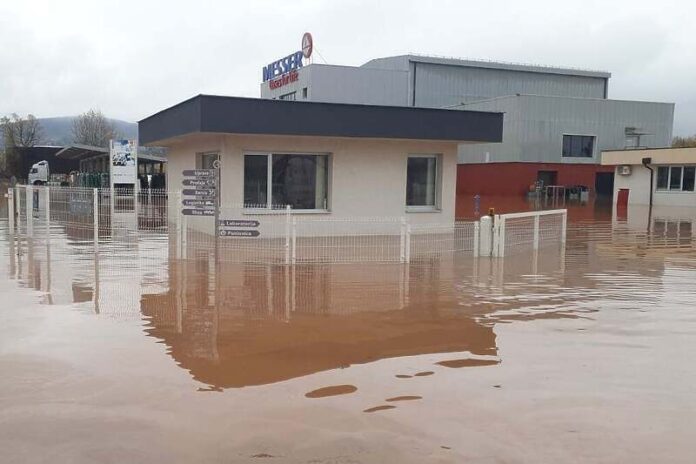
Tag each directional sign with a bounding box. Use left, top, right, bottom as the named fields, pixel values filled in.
left=219, top=229, right=261, bottom=237
left=182, top=208, right=215, bottom=216
left=182, top=169, right=215, bottom=177
left=182, top=179, right=216, bottom=187
left=218, top=219, right=260, bottom=228
left=182, top=199, right=215, bottom=207
left=183, top=188, right=217, bottom=197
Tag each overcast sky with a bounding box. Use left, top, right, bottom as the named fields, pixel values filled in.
left=1, top=0, right=695, bottom=136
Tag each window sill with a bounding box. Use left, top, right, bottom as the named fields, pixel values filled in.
left=406, top=207, right=441, bottom=213
left=243, top=208, right=332, bottom=215
left=655, top=190, right=695, bottom=194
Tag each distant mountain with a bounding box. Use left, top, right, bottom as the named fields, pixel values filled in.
left=37, top=116, right=138, bottom=146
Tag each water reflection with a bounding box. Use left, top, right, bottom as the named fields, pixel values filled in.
left=4, top=202, right=696, bottom=391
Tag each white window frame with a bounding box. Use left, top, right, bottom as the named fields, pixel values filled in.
left=561, top=134, right=596, bottom=159
left=406, top=154, right=442, bottom=213
left=243, top=151, right=331, bottom=213
left=655, top=165, right=696, bottom=193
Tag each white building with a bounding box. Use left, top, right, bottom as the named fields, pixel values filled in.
left=602, top=147, right=696, bottom=207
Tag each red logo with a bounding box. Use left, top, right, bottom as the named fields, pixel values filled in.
left=302, top=32, right=313, bottom=59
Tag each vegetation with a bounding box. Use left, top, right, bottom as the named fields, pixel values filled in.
left=1, top=113, right=43, bottom=178
left=672, top=135, right=696, bottom=148
left=71, top=109, right=118, bottom=148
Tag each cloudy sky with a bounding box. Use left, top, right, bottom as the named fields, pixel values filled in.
left=1, top=0, right=695, bottom=135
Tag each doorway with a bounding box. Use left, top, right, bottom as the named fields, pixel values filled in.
left=595, top=172, right=615, bottom=196
left=537, top=170, right=558, bottom=187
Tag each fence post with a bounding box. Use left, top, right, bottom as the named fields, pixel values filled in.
left=405, top=223, right=411, bottom=264
left=7, top=189, right=14, bottom=234
left=498, top=215, right=506, bottom=257
left=291, top=216, right=297, bottom=265
left=285, top=205, right=291, bottom=265
left=176, top=190, right=182, bottom=259
left=473, top=221, right=480, bottom=258
left=45, top=187, right=51, bottom=234
left=93, top=188, right=99, bottom=251
left=399, top=217, right=406, bottom=263
left=479, top=215, right=492, bottom=257
left=561, top=210, right=568, bottom=246
left=533, top=214, right=540, bottom=250
left=181, top=208, right=187, bottom=260
left=26, top=186, right=33, bottom=236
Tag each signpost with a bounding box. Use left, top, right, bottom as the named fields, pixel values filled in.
left=181, top=168, right=217, bottom=219
left=218, top=229, right=260, bottom=237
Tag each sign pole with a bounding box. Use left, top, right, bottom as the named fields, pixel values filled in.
left=214, top=160, right=221, bottom=264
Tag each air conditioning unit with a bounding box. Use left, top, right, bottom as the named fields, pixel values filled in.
left=618, top=165, right=632, bottom=176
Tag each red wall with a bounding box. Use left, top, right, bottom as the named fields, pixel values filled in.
left=457, top=162, right=615, bottom=195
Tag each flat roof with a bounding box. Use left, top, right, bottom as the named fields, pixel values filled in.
left=602, top=147, right=696, bottom=165
left=363, top=54, right=611, bottom=79
left=138, top=95, right=503, bottom=146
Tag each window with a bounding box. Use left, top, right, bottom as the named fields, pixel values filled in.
left=302, top=87, right=308, bottom=99
left=279, top=92, right=296, bottom=101
left=244, top=153, right=329, bottom=210
left=406, top=155, right=439, bottom=209
left=562, top=135, right=595, bottom=158
left=197, top=152, right=219, bottom=170
left=656, top=166, right=696, bottom=192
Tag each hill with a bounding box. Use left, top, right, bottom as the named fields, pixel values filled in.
left=37, top=116, right=138, bottom=146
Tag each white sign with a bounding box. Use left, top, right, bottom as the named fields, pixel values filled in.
left=110, top=139, right=137, bottom=184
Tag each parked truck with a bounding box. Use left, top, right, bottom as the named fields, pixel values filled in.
left=27, top=161, right=71, bottom=186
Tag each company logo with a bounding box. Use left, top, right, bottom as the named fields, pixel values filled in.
left=262, top=33, right=313, bottom=84
left=302, top=32, right=313, bottom=59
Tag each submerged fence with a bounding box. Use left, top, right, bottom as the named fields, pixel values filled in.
left=7, top=186, right=566, bottom=264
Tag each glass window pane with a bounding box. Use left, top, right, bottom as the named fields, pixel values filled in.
left=406, top=157, right=437, bottom=207
left=198, top=153, right=218, bottom=170
left=656, top=167, right=669, bottom=189
left=570, top=136, right=582, bottom=157
left=581, top=136, right=594, bottom=157
left=271, top=154, right=327, bottom=209
left=244, top=155, right=268, bottom=207
left=562, top=135, right=571, bottom=157
left=669, top=166, right=682, bottom=190
left=683, top=167, right=695, bottom=191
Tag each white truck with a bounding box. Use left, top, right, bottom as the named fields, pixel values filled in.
left=27, top=160, right=70, bottom=186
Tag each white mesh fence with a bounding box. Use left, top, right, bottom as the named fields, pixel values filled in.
left=8, top=186, right=566, bottom=263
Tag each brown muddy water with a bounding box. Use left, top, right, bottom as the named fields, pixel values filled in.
left=1, top=196, right=696, bottom=463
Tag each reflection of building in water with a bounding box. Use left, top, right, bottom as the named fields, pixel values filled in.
left=141, top=258, right=501, bottom=388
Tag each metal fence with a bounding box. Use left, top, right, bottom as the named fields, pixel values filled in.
left=7, top=186, right=566, bottom=264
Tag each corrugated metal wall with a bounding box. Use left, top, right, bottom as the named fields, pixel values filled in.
left=413, top=62, right=607, bottom=107
left=457, top=95, right=675, bottom=164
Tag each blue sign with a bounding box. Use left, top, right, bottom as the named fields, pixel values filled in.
left=262, top=51, right=304, bottom=82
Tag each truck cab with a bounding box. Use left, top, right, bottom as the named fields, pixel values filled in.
left=28, top=160, right=49, bottom=185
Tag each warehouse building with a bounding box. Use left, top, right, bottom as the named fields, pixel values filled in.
left=261, top=45, right=675, bottom=197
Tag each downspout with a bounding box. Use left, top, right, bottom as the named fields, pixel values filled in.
left=412, top=61, right=417, bottom=107
left=641, top=157, right=653, bottom=207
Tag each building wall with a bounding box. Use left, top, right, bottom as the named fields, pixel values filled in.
left=458, top=95, right=675, bottom=165
left=457, top=162, right=615, bottom=195
left=612, top=164, right=696, bottom=207
left=260, top=64, right=409, bottom=106
left=165, top=133, right=458, bottom=228
left=411, top=62, right=607, bottom=107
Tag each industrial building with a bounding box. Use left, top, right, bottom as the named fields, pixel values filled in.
left=261, top=52, right=675, bottom=197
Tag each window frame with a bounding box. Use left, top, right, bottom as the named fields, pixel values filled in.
left=243, top=151, right=331, bottom=212
left=655, top=165, right=696, bottom=193
left=405, top=154, right=442, bottom=212
left=561, top=134, right=596, bottom=159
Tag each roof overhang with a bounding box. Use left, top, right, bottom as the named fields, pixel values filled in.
left=138, top=95, right=504, bottom=146
left=54, top=144, right=109, bottom=160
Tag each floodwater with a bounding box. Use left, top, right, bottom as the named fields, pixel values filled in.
left=1, top=195, right=696, bottom=463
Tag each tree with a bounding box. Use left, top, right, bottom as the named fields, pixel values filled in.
left=672, top=135, right=696, bottom=148
left=71, top=109, right=118, bottom=148
left=1, top=113, right=42, bottom=178
left=1, top=113, right=42, bottom=148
